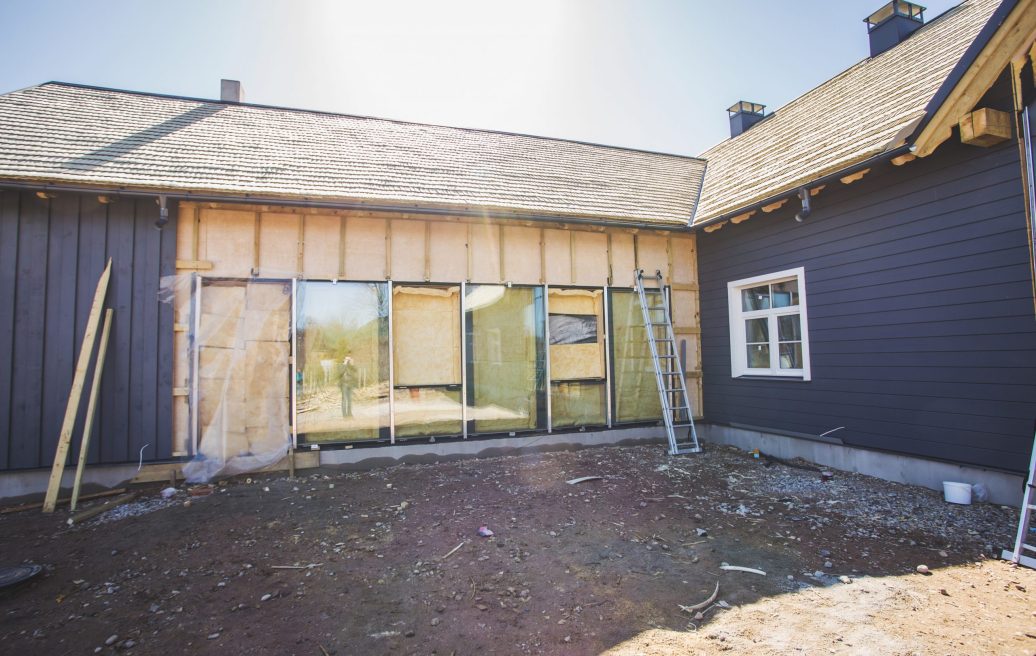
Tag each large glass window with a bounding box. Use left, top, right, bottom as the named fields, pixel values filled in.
left=548, top=288, right=606, bottom=428
left=296, top=281, right=389, bottom=442
left=608, top=289, right=662, bottom=423
left=465, top=285, right=546, bottom=434
left=392, top=285, right=463, bottom=438
left=727, top=268, right=811, bottom=379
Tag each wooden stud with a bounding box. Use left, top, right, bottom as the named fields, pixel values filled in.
left=386, top=219, right=393, bottom=280
left=297, top=214, right=306, bottom=276
left=569, top=231, right=576, bottom=284
left=890, top=153, right=917, bottom=166
left=606, top=232, right=613, bottom=286
left=633, top=234, right=640, bottom=270
left=666, top=235, right=674, bottom=283
left=70, top=308, right=113, bottom=512
left=840, top=168, right=870, bottom=185
left=500, top=223, right=507, bottom=283
left=339, top=217, right=348, bottom=279
left=703, top=221, right=726, bottom=233
left=175, top=259, right=213, bottom=271
left=173, top=323, right=188, bottom=332
left=67, top=491, right=138, bottom=525
left=761, top=198, right=788, bottom=213
left=1, top=488, right=127, bottom=515
left=539, top=227, right=546, bottom=284
left=730, top=210, right=755, bottom=224
left=424, top=221, right=432, bottom=281
left=253, top=212, right=261, bottom=275
left=43, top=258, right=112, bottom=513
left=466, top=223, right=473, bottom=282
left=172, top=387, right=189, bottom=397
left=191, top=206, right=200, bottom=260
left=670, top=282, right=699, bottom=292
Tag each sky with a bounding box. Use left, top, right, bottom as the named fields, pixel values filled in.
left=0, top=0, right=960, bottom=157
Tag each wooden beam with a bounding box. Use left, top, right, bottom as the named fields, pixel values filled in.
left=2, top=488, right=127, bottom=515
left=703, top=221, right=726, bottom=233
left=297, top=214, right=306, bottom=276
left=69, top=309, right=113, bottom=512
left=175, top=259, right=213, bottom=271
left=339, top=216, right=348, bottom=280
left=67, top=491, right=138, bottom=526
left=670, top=282, right=699, bottom=292
left=840, top=168, right=870, bottom=185
left=424, top=221, right=431, bottom=281
left=890, top=153, right=917, bottom=166
left=606, top=232, right=613, bottom=286
left=43, top=259, right=112, bottom=513
left=173, top=323, right=188, bottom=333
left=730, top=210, right=755, bottom=224
left=959, top=108, right=1012, bottom=147
left=172, top=387, right=189, bottom=397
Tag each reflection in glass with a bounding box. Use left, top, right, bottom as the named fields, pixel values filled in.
left=745, top=318, right=768, bottom=343
left=772, top=279, right=799, bottom=307
left=610, top=290, right=662, bottom=423
left=393, top=285, right=463, bottom=438
left=779, top=342, right=802, bottom=369
left=747, top=343, right=770, bottom=368
left=778, top=314, right=801, bottom=341
left=465, top=285, right=546, bottom=433
left=742, top=285, right=770, bottom=311
left=296, top=282, right=389, bottom=442
left=551, top=381, right=606, bottom=427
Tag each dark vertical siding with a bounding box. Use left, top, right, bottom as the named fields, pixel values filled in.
left=698, top=139, right=1036, bottom=473
left=0, top=189, right=176, bottom=471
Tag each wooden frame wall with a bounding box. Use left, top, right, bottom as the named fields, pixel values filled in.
left=173, top=202, right=701, bottom=453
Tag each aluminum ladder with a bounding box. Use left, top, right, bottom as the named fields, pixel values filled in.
left=634, top=269, right=701, bottom=455
left=1003, top=431, right=1036, bottom=569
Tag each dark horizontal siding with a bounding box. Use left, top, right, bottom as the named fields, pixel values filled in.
left=698, top=138, right=1036, bottom=473
left=0, top=189, right=176, bottom=471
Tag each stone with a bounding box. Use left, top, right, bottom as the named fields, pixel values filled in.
left=916, top=565, right=930, bottom=575
left=105, top=635, right=119, bottom=646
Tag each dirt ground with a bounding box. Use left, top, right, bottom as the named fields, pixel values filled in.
left=1, top=442, right=1034, bottom=655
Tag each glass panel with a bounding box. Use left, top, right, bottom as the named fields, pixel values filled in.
left=778, top=314, right=801, bottom=341
left=779, top=342, right=803, bottom=369
left=609, top=290, right=662, bottom=423
left=188, top=279, right=291, bottom=481
left=392, top=285, right=463, bottom=438
left=746, top=343, right=770, bottom=368
left=741, top=285, right=770, bottom=311
left=745, top=317, right=768, bottom=343
left=296, top=281, right=389, bottom=442
left=771, top=279, right=799, bottom=308
left=551, top=381, right=607, bottom=428
left=466, top=285, right=546, bottom=433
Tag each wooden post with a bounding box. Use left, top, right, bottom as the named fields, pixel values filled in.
left=69, top=309, right=114, bottom=512
left=43, top=258, right=112, bottom=513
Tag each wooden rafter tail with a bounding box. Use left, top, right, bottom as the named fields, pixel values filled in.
left=69, top=308, right=114, bottom=512
left=42, top=258, right=112, bottom=513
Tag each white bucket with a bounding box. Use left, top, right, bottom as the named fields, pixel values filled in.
left=943, top=481, right=972, bottom=505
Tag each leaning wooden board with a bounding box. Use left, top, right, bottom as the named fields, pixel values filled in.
left=42, top=258, right=112, bottom=513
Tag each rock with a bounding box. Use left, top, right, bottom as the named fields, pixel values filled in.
left=696, top=528, right=708, bottom=537
left=824, top=561, right=833, bottom=569
left=430, top=617, right=441, bottom=626
left=476, top=604, right=488, bottom=611
left=839, top=576, right=852, bottom=584
left=208, top=632, right=220, bottom=640
left=813, top=570, right=824, bottom=578
left=787, top=575, right=794, bottom=581
left=123, top=639, right=136, bottom=648
left=819, top=549, right=831, bottom=557
left=105, top=635, right=119, bottom=646
left=405, top=630, right=415, bottom=638
left=938, top=550, right=948, bottom=558
left=261, top=593, right=272, bottom=602
left=916, top=565, right=930, bottom=575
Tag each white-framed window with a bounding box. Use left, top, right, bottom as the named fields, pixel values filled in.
left=727, top=267, right=811, bottom=380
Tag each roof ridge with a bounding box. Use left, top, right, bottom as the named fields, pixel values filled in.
left=31, top=81, right=705, bottom=164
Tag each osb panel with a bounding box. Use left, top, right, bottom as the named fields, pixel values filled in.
left=344, top=216, right=387, bottom=280
left=428, top=221, right=468, bottom=282
left=502, top=226, right=541, bottom=284
left=637, top=234, right=669, bottom=280
left=200, top=284, right=245, bottom=317
left=246, top=282, right=291, bottom=312
left=393, top=286, right=461, bottom=385
left=243, top=341, right=289, bottom=400
left=674, top=332, right=701, bottom=373
left=549, top=288, right=604, bottom=381
left=469, top=223, right=501, bottom=283
left=302, top=214, right=341, bottom=279
left=572, top=231, right=609, bottom=286
left=258, top=213, right=299, bottom=276
left=671, top=289, right=699, bottom=327
left=548, top=289, right=597, bottom=315
left=670, top=235, right=697, bottom=284
left=200, top=208, right=255, bottom=277
left=543, top=229, right=571, bottom=285
left=610, top=232, right=636, bottom=287
left=391, top=219, right=427, bottom=282
left=172, top=397, right=189, bottom=455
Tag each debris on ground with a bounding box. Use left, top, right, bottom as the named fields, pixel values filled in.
left=566, top=476, right=603, bottom=485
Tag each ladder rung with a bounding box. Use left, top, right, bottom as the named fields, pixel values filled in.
left=647, top=306, right=667, bottom=310
left=659, top=354, right=677, bottom=358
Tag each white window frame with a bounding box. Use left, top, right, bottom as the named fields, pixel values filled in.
left=727, top=267, right=811, bottom=380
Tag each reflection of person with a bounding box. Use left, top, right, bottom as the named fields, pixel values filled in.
left=339, top=356, right=357, bottom=418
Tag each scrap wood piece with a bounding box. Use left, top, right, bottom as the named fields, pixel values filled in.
left=720, top=564, right=767, bottom=576
left=43, top=258, right=112, bottom=513
left=70, top=308, right=114, bottom=512
left=566, top=476, right=603, bottom=485
left=679, top=582, right=720, bottom=613
left=66, top=491, right=138, bottom=526
left=1, top=488, right=127, bottom=515
left=441, top=541, right=466, bottom=561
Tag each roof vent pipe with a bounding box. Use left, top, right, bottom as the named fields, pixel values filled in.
left=727, top=101, right=767, bottom=138
left=220, top=79, right=244, bottom=103
left=864, top=1, right=925, bottom=57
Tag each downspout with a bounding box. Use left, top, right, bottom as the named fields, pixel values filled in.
left=155, top=194, right=170, bottom=229
left=794, top=187, right=812, bottom=222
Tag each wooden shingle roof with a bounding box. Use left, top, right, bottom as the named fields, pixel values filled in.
left=0, top=83, right=705, bottom=228
left=694, top=0, right=1002, bottom=225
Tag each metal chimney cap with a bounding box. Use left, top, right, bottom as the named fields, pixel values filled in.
left=727, top=101, right=766, bottom=116
left=864, top=1, right=925, bottom=31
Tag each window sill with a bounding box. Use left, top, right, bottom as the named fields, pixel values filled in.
left=732, top=374, right=809, bottom=382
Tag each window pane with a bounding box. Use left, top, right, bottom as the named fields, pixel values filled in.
left=778, top=314, right=801, bottom=341
left=772, top=279, right=799, bottom=308
left=779, top=342, right=802, bottom=369
left=745, top=317, right=768, bottom=343
left=297, top=281, right=389, bottom=442
left=747, top=343, right=770, bottom=368
left=609, top=290, right=662, bottom=423
left=741, top=285, right=770, bottom=311
left=466, top=285, right=546, bottom=433
left=393, top=285, right=463, bottom=439
left=551, top=381, right=607, bottom=428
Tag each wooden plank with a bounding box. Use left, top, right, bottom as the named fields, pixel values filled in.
left=70, top=309, right=113, bottom=511
left=10, top=193, right=49, bottom=469
left=40, top=195, right=81, bottom=473
left=42, top=258, right=112, bottom=513
left=67, top=491, right=138, bottom=525
left=1, top=487, right=126, bottom=515
left=130, top=450, right=319, bottom=484
left=173, top=387, right=189, bottom=397
left=0, top=192, right=20, bottom=470
left=175, top=259, right=213, bottom=270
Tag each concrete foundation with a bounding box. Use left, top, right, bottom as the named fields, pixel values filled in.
left=699, top=423, right=1025, bottom=506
